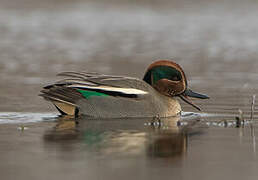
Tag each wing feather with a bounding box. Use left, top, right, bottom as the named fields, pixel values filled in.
left=67, top=84, right=148, bottom=95
left=41, top=71, right=150, bottom=108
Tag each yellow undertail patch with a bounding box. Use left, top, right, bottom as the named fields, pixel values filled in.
left=53, top=101, right=77, bottom=116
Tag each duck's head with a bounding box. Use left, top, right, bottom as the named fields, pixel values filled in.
left=143, top=60, right=209, bottom=111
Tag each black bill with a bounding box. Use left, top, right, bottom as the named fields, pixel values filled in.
left=179, top=89, right=209, bottom=111
left=184, top=89, right=209, bottom=99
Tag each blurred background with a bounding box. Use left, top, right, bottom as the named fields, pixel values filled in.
left=2, top=1, right=258, bottom=180
left=1, top=0, right=258, bottom=115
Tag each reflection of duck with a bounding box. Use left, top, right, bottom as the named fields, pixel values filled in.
left=40, top=60, right=209, bottom=118
left=43, top=116, right=78, bottom=143
left=146, top=131, right=187, bottom=158
left=43, top=116, right=190, bottom=159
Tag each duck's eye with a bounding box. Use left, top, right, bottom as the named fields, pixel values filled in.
left=171, top=76, right=180, bottom=81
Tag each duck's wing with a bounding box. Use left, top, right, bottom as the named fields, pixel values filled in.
left=57, top=71, right=148, bottom=89
left=49, top=71, right=149, bottom=97
left=39, top=72, right=150, bottom=116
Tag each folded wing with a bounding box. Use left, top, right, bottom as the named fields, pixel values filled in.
left=39, top=72, right=149, bottom=116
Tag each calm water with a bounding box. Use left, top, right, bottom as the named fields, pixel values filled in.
left=1, top=0, right=258, bottom=179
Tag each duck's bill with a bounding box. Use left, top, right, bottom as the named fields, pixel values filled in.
left=179, top=89, right=209, bottom=111
left=184, top=89, right=209, bottom=99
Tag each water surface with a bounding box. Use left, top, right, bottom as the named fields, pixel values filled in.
left=0, top=113, right=257, bottom=180
left=1, top=0, right=258, bottom=179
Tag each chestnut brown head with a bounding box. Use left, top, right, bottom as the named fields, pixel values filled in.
left=143, top=60, right=209, bottom=111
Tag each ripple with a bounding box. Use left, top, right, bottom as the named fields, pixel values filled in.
left=0, top=112, right=58, bottom=124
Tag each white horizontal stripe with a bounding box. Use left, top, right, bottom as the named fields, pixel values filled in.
left=68, top=85, right=148, bottom=95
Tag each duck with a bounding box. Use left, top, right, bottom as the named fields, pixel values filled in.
left=40, top=60, right=209, bottom=118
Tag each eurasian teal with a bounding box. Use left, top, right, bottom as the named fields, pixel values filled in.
left=40, top=60, right=209, bottom=118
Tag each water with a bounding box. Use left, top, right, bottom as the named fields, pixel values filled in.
left=1, top=0, right=258, bottom=179
left=0, top=113, right=257, bottom=180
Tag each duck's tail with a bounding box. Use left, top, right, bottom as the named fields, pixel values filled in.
left=39, top=85, right=82, bottom=116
